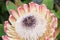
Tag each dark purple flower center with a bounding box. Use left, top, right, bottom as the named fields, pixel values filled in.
left=22, top=16, right=36, bottom=28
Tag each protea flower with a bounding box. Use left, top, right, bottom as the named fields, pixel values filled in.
left=2, top=2, right=58, bottom=40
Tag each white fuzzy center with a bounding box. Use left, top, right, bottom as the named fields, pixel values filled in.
left=15, top=12, right=47, bottom=40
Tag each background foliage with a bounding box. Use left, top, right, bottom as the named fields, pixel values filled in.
left=0, top=0, right=60, bottom=40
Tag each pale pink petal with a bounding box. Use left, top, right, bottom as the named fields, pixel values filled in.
left=10, top=9, right=19, bottom=19
left=50, top=13, right=58, bottom=29
left=29, top=2, right=36, bottom=12
left=2, top=35, right=8, bottom=40
left=4, top=21, right=9, bottom=32
left=17, top=6, right=25, bottom=16
left=23, top=4, right=29, bottom=13
left=9, top=15, right=16, bottom=25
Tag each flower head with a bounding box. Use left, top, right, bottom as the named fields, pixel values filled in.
left=2, top=2, right=58, bottom=40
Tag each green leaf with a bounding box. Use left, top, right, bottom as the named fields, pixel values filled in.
left=0, top=37, right=2, bottom=40
left=6, top=1, right=17, bottom=12
left=42, top=0, right=54, bottom=10
left=56, top=33, right=60, bottom=40
left=55, top=10, right=60, bottom=19
left=2, top=2, right=7, bottom=14
left=57, top=19, right=60, bottom=28
left=0, top=24, right=5, bottom=37
left=0, top=16, right=4, bottom=24
left=32, top=0, right=42, bottom=4
left=15, top=0, right=23, bottom=6
left=24, top=0, right=32, bottom=4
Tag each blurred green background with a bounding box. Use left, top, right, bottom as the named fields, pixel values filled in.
left=0, top=0, right=60, bottom=40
